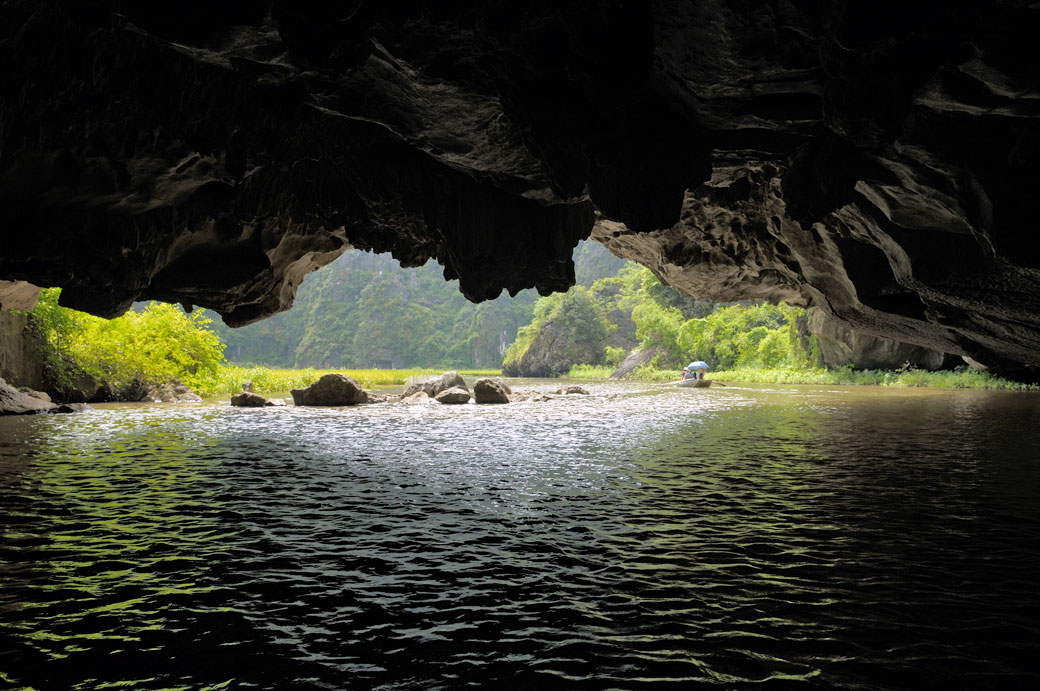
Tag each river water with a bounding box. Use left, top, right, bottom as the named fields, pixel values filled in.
left=1, top=381, right=1039, bottom=690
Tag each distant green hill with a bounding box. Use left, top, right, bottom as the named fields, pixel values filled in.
left=207, top=240, right=629, bottom=369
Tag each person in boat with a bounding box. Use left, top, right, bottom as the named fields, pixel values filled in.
left=681, top=362, right=708, bottom=381
left=683, top=360, right=711, bottom=381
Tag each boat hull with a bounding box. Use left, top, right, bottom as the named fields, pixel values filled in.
left=677, top=378, right=711, bottom=388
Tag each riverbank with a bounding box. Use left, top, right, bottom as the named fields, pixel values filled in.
left=567, top=364, right=1038, bottom=391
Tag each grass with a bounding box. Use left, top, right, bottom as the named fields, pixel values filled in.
left=707, top=365, right=1037, bottom=389
left=204, top=366, right=502, bottom=396
left=567, top=363, right=1037, bottom=390
left=567, top=364, right=616, bottom=379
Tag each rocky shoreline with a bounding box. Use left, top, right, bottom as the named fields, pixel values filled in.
left=230, top=371, right=588, bottom=409
left=0, top=377, right=91, bottom=415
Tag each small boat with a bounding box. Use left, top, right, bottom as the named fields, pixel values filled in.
left=676, top=378, right=711, bottom=388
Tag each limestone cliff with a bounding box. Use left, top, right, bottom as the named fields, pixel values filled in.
left=2, top=1, right=1038, bottom=376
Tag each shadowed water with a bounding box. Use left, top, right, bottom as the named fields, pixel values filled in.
left=2, top=382, right=1039, bottom=690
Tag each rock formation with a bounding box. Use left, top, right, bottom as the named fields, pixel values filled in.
left=0, top=311, right=45, bottom=391
left=403, top=371, right=468, bottom=398
left=2, top=2, right=1038, bottom=377
left=434, top=386, right=471, bottom=404
left=610, top=347, right=670, bottom=379
left=231, top=391, right=268, bottom=407
left=473, top=378, right=510, bottom=404
left=291, top=373, right=367, bottom=406
left=1, top=375, right=84, bottom=414
left=807, top=309, right=954, bottom=371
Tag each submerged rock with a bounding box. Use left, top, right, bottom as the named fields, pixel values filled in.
left=52, top=403, right=91, bottom=414
left=435, top=386, right=471, bottom=404
left=554, top=386, right=589, bottom=395
left=231, top=392, right=269, bottom=408
left=291, top=374, right=368, bottom=406
left=402, top=391, right=433, bottom=405
left=508, top=390, right=552, bottom=403
left=473, top=378, right=510, bottom=404
left=363, top=393, right=396, bottom=404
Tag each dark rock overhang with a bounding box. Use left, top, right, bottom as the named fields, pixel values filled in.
left=1, top=1, right=1038, bottom=374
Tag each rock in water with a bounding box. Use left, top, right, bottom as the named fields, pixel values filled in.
left=1, top=376, right=55, bottom=415
left=473, top=378, right=510, bottom=404
left=231, top=392, right=269, bottom=408
left=291, top=374, right=368, bottom=406
left=509, top=390, right=551, bottom=403
left=554, top=386, right=589, bottom=395
left=402, top=391, right=432, bottom=405
left=52, top=403, right=91, bottom=414
left=434, top=387, right=471, bottom=404
left=403, top=371, right=469, bottom=398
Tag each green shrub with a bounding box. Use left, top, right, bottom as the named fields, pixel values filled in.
left=604, top=346, right=626, bottom=367
left=25, top=290, right=227, bottom=399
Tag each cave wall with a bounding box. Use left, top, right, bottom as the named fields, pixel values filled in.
left=0, top=310, right=45, bottom=390
left=2, top=1, right=1038, bottom=374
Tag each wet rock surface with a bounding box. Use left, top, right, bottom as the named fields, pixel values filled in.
left=2, top=1, right=1038, bottom=375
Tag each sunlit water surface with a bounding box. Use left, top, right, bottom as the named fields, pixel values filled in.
left=2, top=381, right=1039, bottom=690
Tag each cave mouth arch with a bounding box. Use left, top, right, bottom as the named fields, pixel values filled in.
left=1, top=0, right=1038, bottom=376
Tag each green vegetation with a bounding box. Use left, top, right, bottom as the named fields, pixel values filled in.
left=25, top=289, right=226, bottom=399
left=502, top=287, right=609, bottom=375
left=567, top=364, right=615, bottom=379
left=708, top=365, right=1037, bottom=390
left=506, top=263, right=817, bottom=376
left=207, top=240, right=627, bottom=370
left=588, top=364, right=1036, bottom=390
left=20, top=243, right=1034, bottom=399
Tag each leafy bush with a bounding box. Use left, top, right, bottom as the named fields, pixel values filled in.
left=26, top=290, right=227, bottom=399
left=604, top=346, right=626, bottom=367
left=20, top=288, right=83, bottom=393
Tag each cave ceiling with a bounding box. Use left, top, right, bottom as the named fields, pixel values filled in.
left=1, top=1, right=1038, bottom=373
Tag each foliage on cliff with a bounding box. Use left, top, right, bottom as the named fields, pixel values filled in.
left=26, top=289, right=225, bottom=398
left=501, top=287, right=610, bottom=376
left=503, top=264, right=820, bottom=377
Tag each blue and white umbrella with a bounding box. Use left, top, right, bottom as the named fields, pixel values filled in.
left=686, top=361, right=709, bottom=370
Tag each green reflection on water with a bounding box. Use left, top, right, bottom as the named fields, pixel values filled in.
left=1, top=410, right=238, bottom=681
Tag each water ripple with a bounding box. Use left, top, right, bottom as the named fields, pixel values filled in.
left=2, top=382, right=1039, bottom=689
